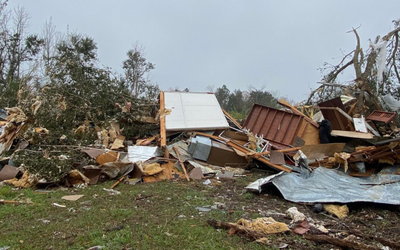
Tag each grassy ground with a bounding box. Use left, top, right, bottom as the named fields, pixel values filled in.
left=0, top=174, right=276, bottom=250
left=2, top=172, right=399, bottom=250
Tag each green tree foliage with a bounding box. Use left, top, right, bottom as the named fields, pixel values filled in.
left=247, top=87, right=280, bottom=109
left=16, top=34, right=125, bottom=140
left=213, top=85, right=280, bottom=120
left=214, top=84, right=230, bottom=110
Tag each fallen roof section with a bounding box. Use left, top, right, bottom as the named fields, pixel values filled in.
left=243, top=103, right=320, bottom=147
left=246, top=167, right=400, bottom=205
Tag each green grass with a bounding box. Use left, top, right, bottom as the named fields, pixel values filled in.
left=0, top=176, right=278, bottom=250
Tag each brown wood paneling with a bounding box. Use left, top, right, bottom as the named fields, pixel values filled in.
left=367, top=110, right=396, bottom=123
left=318, top=97, right=354, bottom=131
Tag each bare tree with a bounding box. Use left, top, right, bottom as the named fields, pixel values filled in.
left=122, top=43, right=155, bottom=98
left=40, top=17, right=62, bottom=76
left=307, top=21, right=400, bottom=116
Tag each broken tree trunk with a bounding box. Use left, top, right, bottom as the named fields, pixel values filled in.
left=303, top=234, right=380, bottom=250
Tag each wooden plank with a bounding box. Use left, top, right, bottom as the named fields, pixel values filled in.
left=331, top=130, right=374, bottom=139
left=300, top=123, right=320, bottom=145
left=255, top=147, right=301, bottom=156
left=159, top=91, right=168, bottom=158
left=173, top=147, right=190, bottom=181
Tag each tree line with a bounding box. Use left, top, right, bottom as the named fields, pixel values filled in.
left=210, top=85, right=282, bottom=120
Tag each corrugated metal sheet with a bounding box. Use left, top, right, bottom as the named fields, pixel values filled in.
left=243, top=104, right=302, bottom=146
left=164, top=92, right=229, bottom=131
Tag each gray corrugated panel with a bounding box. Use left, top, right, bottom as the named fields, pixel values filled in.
left=246, top=167, right=400, bottom=205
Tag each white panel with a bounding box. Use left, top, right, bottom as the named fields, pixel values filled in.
left=164, top=92, right=229, bottom=131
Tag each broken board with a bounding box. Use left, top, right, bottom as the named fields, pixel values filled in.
left=300, top=143, right=346, bottom=160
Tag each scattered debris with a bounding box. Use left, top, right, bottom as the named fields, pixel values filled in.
left=323, top=204, right=349, bottom=219
left=207, top=217, right=289, bottom=241
left=61, top=195, right=84, bottom=201
left=3, top=88, right=400, bottom=248
left=52, top=203, right=66, bottom=208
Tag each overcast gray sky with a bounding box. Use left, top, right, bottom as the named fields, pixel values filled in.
left=6, top=0, right=400, bottom=102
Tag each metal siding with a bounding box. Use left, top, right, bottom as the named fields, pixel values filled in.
left=243, top=104, right=302, bottom=146
left=164, top=92, right=229, bottom=131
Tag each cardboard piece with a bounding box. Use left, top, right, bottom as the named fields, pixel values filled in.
left=83, top=167, right=102, bottom=184
left=100, top=162, right=134, bottom=179
left=143, top=161, right=184, bottom=183
left=96, top=151, right=119, bottom=165
left=142, top=162, right=163, bottom=176
left=207, top=140, right=248, bottom=167
left=189, top=167, right=204, bottom=180
left=270, top=151, right=285, bottom=165
left=300, top=143, right=346, bottom=160
left=111, top=135, right=125, bottom=150
left=62, top=195, right=84, bottom=201
left=66, top=170, right=90, bottom=186
left=0, top=165, right=19, bottom=181
left=82, top=149, right=104, bottom=159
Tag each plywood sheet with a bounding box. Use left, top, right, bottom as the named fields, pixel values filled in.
left=331, top=130, right=374, bottom=139
left=300, top=143, right=346, bottom=160
left=318, top=97, right=354, bottom=131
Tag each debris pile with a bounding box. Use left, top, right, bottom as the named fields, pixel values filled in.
left=1, top=90, right=400, bottom=248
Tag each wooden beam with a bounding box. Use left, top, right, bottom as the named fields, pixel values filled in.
left=303, top=234, right=379, bottom=250
left=173, top=147, right=190, bottom=181
left=278, top=99, right=319, bottom=128
left=222, top=109, right=242, bottom=129
left=159, top=91, right=169, bottom=158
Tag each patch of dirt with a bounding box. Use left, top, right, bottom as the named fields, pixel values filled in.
left=201, top=175, right=400, bottom=250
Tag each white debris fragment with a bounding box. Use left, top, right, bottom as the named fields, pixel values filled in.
left=103, top=188, right=121, bottom=195
left=286, top=207, right=306, bottom=223
left=371, top=40, right=388, bottom=89
left=52, top=203, right=66, bottom=208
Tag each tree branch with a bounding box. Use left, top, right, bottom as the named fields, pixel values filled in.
left=352, top=28, right=363, bottom=78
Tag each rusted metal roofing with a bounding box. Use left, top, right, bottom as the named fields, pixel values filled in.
left=367, top=110, right=397, bottom=123
left=243, top=104, right=302, bottom=146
